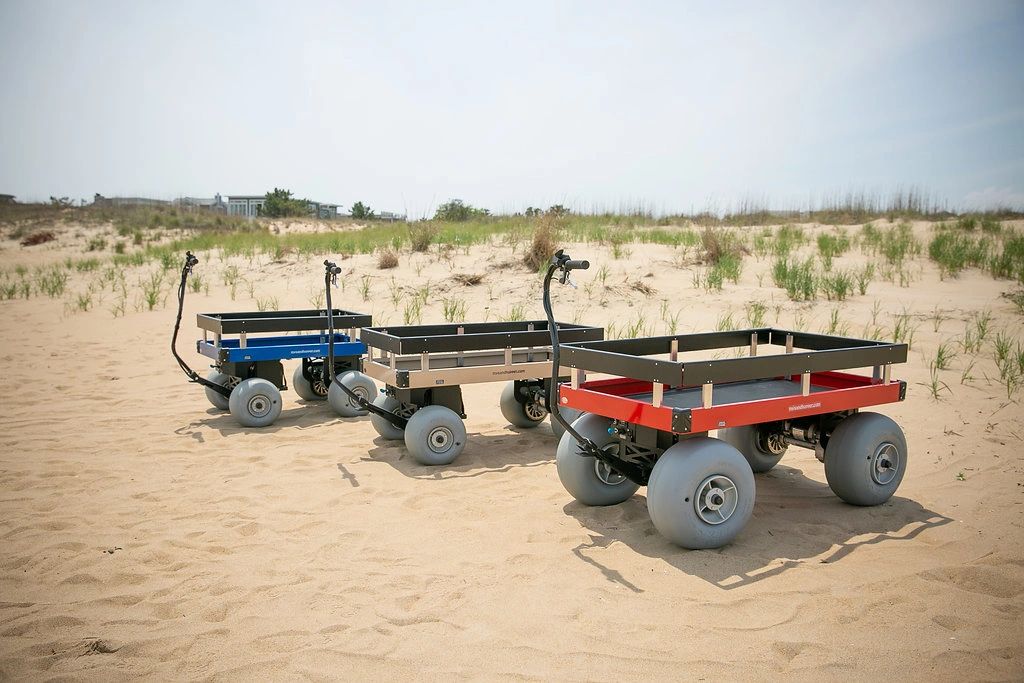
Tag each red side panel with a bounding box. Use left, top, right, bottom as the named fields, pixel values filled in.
left=686, top=382, right=903, bottom=433
left=558, top=384, right=675, bottom=432
left=558, top=373, right=903, bottom=434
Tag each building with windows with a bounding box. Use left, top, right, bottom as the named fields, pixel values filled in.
left=0, top=193, right=15, bottom=204
left=307, top=201, right=339, bottom=219
left=227, top=195, right=265, bottom=217
left=174, top=193, right=227, bottom=213
left=228, top=195, right=341, bottom=219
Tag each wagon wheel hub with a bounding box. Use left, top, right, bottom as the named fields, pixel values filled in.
left=871, top=442, right=900, bottom=485
left=247, top=395, right=272, bottom=418
left=428, top=426, right=454, bottom=453
left=594, top=456, right=628, bottom=486
left=759, top=430, right=787, bottom=456
left=524, top=401, right=547, bottom=422
left=694, top=474, right=739, bottom=525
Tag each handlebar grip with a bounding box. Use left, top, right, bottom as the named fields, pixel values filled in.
left=564, top=259, right=589, bottom=271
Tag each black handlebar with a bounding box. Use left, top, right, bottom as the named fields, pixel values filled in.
left=324, top=259, right=341, bottom=276
left=550, top=250, right=588, bottom=284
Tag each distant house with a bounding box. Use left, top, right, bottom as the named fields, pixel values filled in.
left=229, top=194, right=341, bottom=219
left=93, top=194, right=169, bottom=208
left=227, top=195, right=265, bottom=218
left=307, top=201, right=340, bottom=220
left=0, top=194, right=15, bottom=204
left=378, top=211, right=407, bottom=222
left=174, top=193, right=227, bottom=213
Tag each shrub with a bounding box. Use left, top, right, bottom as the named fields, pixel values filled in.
left=350, top=201, right=375, bottom=220
left=523, top=220, right=556, bottom=271
left=377, top=248, right=399, bottom=269
left=700, top=227, right=744, bottom=265
left=20, top=231, right=56, bottom=246
left=434, top=199, right=489, bottom=222
left=408, top=223, right=437, bottom=252
left=261, top=188, right=309, bottom=217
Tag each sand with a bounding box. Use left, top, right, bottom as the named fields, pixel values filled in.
left=1, top=220, right=1022, bottom=680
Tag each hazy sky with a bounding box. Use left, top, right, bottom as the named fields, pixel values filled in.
left=1, top=1, right=1022, bottom=216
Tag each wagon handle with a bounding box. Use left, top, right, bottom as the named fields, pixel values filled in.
left=544, top=250, right=596, bottom=447
left=323, top=258, right=410, bottom=429
left=171, top=251, right=231, bottom=398
left=552, top=250, right=589, bottom=285
left=543, top=251, right=650, bottom=485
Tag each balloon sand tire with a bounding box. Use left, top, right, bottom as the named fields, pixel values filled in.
left=404, top=405, right=467, bottom=466
left=824, top=412, right=907, bottom=506
left=370, top=394, right=408, bottom=441
left=292, top=363, right=326, bottom=402
left=228, top=377, right=283, bottom=428
left=556, top=413, right=640, bottom=506
left=646, top=438, right=756, bottom=549
left=499, top=381, right=547, bottom=429
left=718, top=425, right=787, bottom=473
left=551, top=406, right=583, bottom=440
left=328, top=371, right=377, bottom=418
left=204, top=370, right=238, bottom=411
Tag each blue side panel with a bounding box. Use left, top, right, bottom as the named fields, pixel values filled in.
left=196, top=332, right=367, bottom=363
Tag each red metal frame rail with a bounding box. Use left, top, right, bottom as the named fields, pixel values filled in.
left=560, top=371, right=907, bottom=435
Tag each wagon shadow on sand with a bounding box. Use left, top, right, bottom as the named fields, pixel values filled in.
left=356, top=423, right=562, bottom=480
left=562, top=461, right=952, bottom=592
left=173, top=400, right=368, bottom=442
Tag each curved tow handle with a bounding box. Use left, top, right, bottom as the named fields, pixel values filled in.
left=544, top=251, right=649, bottom=484
left=322, top=259, right=409, bottom=429
left=544, top=250, right=595, bottom=448
left=172, top=251, right=231, bottom=397
left=324, top=260, right=341, bottom=381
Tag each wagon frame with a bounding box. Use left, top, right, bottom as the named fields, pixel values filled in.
left=542, top=250, right=911, bottom=550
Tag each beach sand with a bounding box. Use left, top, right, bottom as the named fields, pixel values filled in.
left=1, top=220, right=1022, bottom=680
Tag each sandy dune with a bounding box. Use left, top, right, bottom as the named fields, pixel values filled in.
left=1, top=221, right=1022, bottom=680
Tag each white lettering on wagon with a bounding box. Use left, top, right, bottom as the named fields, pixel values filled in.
left=788, top=401, right=822, bottom=412
left=288, top=348, right=323, bottom=356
